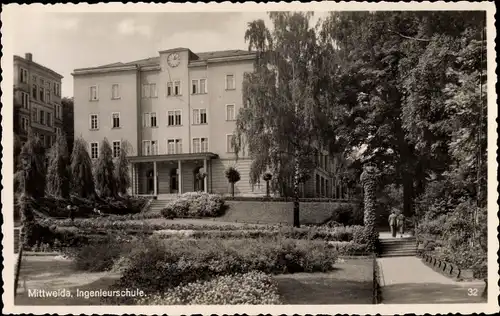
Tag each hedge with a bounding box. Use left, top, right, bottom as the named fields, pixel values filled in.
left=161, top=192, right=226, bottom=219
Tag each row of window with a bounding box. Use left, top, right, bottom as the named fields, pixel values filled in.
left=88, top=105, right=236, bottom=130
left=90, top=140, right=122, bottom=159
left=20, top=68, right=62, bottom=100
left=21, top=91, right=62, bottom=119
left=88, top=135, right=236, bottom=160
left=88, top=74, right=236, bottom=101
left=32, top=108, right=54, bottom=127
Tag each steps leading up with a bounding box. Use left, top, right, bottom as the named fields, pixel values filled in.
left=379, top=236, right=417, bottom=258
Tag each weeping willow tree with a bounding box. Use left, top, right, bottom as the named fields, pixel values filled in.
left=70, top=137, right=96, bottom=199
left=234, top=12, right=329, bottom=227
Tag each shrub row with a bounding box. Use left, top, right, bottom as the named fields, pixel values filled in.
left=134, top=271, right=282, bottom=305
left=23, top=195, right=149, bottom=219
left=161, top=192, right=225, bottom=219
left=153, top=225, right=366, bottom=243
left=98, top=237, right=338, bottom=294
left=224, top=196, right=360, bottom=203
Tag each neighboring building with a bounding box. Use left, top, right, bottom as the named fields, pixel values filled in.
left=13, top=53, right=63, bottom=149
left=72, top=48, right=347, bottom=198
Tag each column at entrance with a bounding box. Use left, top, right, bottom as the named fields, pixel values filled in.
left=153, top=161, right=158, bottom=196
left=203, top=159, right=208, bottom=193
left=178, top=160, right=182, bottom=194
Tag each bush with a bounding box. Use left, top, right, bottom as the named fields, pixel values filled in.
left=115, top=237, right=338, bottom=294
left=322, top=203, right=364, bottom=226
left=136, top=271, right=282, bottom=305
left=160, top=192, right=225, bottom=219
left=22, top=222, right=90, bottom=249
left=327, top=241, right=370, bottom=256
left=73, top=235, right=133, bottom=272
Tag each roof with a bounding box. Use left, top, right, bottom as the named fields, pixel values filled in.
left=91, top=49, right=254, bottom=70
left=14, top=55, right=64, bottom=79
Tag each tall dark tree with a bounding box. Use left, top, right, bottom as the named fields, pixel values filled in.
left=62, top=97, right=75, bottom=155
left=46, top=133, right=70, bottom=198
left=114, top=140, right=131, bottom=196
left=70, top=137, right=95, bottom=199
left=235, top=12, right=327, bottom=227
left=17, top=132, right=46, bottom=199
left=95, top=138, right=116, bottom=198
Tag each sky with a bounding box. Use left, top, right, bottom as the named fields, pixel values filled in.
left=9, top=11, right=327, bottom=98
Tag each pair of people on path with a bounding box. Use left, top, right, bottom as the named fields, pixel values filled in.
left=388, top=209, right=405, bottom=238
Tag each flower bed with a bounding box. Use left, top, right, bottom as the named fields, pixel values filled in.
left=160, top=192, right=226, bottom=219
left=135, top=271, right=282, bottom=305
left=111, top=237, right=338, bottom=294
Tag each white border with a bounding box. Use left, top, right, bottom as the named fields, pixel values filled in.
left=1, top=2, right=497, bottom=315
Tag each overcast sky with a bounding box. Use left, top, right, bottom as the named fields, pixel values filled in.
left=9, top=11, right=326, bottom=98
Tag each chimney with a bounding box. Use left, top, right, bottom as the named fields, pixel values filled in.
left=25, top=53, right=33, bottom=61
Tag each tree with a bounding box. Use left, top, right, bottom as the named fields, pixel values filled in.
left=70, top=137, right=95, bottom=199
left=17, top=132, right=46, bottom=199
left=235, top=12, right=327, bottom=227
left=115, top=140, right=131, bottom=196
left=46, top=133, right=70, bottom=198
left=62, top=97, right=75, bottom=155
left=225, top=167, right=241, bottom=197
left=360, top=164, right=379, bottom=251
left=95, top=138, right=117, bottom=198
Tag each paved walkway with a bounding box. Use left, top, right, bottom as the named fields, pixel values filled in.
left=377, top=257, right=486, bottom=304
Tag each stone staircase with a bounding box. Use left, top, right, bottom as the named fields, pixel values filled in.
left=379, top=236, right=417, bottom=257
left=148, top=198, right=171, bottom=215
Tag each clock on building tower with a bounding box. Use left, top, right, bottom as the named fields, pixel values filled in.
left=167, top=53, right=180, bottom=67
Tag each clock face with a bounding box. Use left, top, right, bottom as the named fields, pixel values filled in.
left=167, top=53, right=180, bottom=67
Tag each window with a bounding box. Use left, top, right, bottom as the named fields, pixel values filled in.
left=142, top=140, right=158, bottom=156
left=55, top=127, right=61, bottom=135
left=21, top=117, right=29, bottom=131
left=193, top=137, right=209, bottom=153
left=112, top=84, right=120, bottom=99
left=21, top=92, right=29, bottom=109
left=191, top=79, right=207, bottom=94
left=167, top=110, right=182, bottom=126
left=167, top=139, right=182, bottom=154
left=39, top=110, right=45, bottom=125
left=225, top=74, right=235, bottom=90
left=167, top=82, right=172, bottom=96
left=89, top=86, right=98, bottom=101
left=32, top=107, right=38, bottom=122
left=226, top=134, right=235, bottom=153
left=167, top=81, right=181, bottom=96
left=46, top=89, right=51, bottom=103
left=40, top=134, right=45, bottom=146
left=143, top=112, right=157, bottom=127
left=112, top=112, right=120, bottom=128
left=32, top=84, right=37, bottom=100
left=55, top=104, right=62, bottom=119
left=192, top=109, right=207, bottom=125
left=90, top=142, right=99, bottom=159
left=89, top=114, right=99, bottom=130
left=174, top=81, right=181, bottom=96
left=53, top=83, right=61, bottom=97
left=20, top=68, right=28, bottom=83
left=112, top=141, right=121, bottom=158
left=226, top=104, right=235, bottom=121
left=46, top=112, right=52, bottom=127
left=142, top=83, right=157, bottom=98
left=39, top=86, right=44, bottom=102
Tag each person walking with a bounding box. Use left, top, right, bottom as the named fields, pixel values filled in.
left=388, top=210, right=397, bottom=238
left=67, top=204, right=75, bottom=223
left=397, top=212, right=405, bottom=237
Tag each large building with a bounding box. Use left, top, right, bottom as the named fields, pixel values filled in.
left=13, top=53, right=64, bottom=148
left=72, top=48, right=348, bottom=198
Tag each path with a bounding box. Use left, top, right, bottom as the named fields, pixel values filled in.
left=15, top=255, right=121, bottom=305
left=377, top=257, right=486, bottom=304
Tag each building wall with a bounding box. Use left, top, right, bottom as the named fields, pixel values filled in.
left=211, top=158, right=265, bottom=196
left=73, top=70, right=139, bottom=155
left=14, top=54, right=63, bottom=147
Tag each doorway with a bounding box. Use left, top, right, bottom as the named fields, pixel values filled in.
left=146, top=169, right=154, bottom=194
left=170, top=168, right=178, bottom=193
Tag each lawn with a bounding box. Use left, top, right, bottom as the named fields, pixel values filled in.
left=274, top=258, right=374, bottom=304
